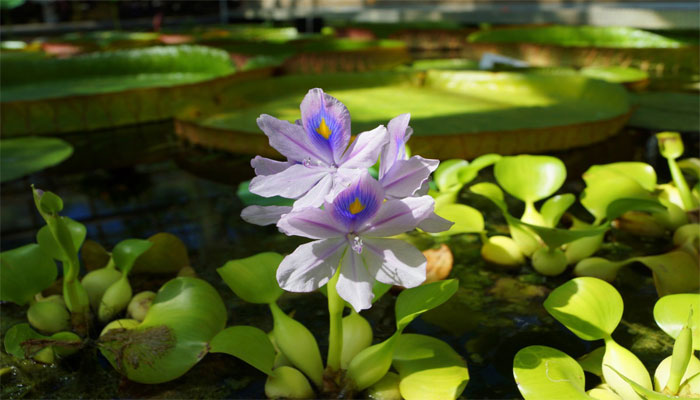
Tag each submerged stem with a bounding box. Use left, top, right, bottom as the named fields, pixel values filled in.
left=326, top=268, right=344, bottom=372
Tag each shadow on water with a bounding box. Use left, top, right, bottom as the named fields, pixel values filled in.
left=0, top=123, right=684, bottom=399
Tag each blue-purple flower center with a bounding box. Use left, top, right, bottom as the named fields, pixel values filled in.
left=333, top=184, right=379, bottom=230
left=308, top=110, right=343, bottom=153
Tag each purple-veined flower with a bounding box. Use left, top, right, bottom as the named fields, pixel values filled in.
left=378, top=113, right=453, bottom=232
left=241, top=88, right=388, bottom=226
left=275, top=171, right=449, bottom=311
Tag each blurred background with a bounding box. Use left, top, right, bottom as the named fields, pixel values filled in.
left=1, top=1, right=698, bottom=399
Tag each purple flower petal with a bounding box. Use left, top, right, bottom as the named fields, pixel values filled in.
left=338, top=126, right=389, bottom=169
left=277, top=238, right=346, bottom=293
left=241, top=205, right=292, bottom=226
left=380, top=156, right=439, bottom=199
left=257, top=114, right=332, bottom=165
left=277, top=207, right=344, bottom=239
left=330, top=171, right=384, bottom=231
left=293, top=174, right=334, bottom=210
left=379, top=113, right=412, bottom=178
left=249, top=163, right=328, bottom=199
left=325, top=168, right=359, bottom=203
left=300, top=89, right=351, bottom=165
left=359, top=196, right=435, bottom=237
left=418, top=212, right=454, bottom=233
left=251, top=156, right=294, bottom=176
left=362, top=237, right=426, bottom=288
left=337, top=249, right=374, bottom=311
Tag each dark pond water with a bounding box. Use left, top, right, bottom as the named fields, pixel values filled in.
left=1, top=123, right=693, bottom=399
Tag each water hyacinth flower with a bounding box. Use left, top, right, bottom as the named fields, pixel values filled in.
left=276, top=171, right=450, bottom=311
left=241, top=88, right=388, bottom=225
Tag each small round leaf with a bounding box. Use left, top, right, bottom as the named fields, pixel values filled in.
left=494, top=155, right=566, bottom=203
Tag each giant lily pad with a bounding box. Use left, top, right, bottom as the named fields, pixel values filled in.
left=175, top=70, right=630, bottom=159
left=0, top=45, right=269, bottom=136
left=466, top=26, right=699, bottom=85
left=0, top=137, right=73, bottom=182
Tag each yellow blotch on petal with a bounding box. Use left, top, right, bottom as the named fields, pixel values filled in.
left=316, top=118, right=332, bottom=140
left=349, top=198, right=365, bottom=215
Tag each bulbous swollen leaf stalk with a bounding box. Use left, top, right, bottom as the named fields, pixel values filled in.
left=27, top=301, right=71, bottom=334
left=531, top=247, right=568, bottom=276
left=81, top=266, right=122, bottom=311
left=265, top=366, right=315, bottom=399
left=98, top=277, right=133, bottom=323
left=340, top=310, right=373, bottom=369
left=347, top=332, right=399, bottom=391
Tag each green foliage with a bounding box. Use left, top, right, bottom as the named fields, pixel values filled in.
left=112, top=239, right=153, bottom=275
left=0, top=137, right=73, bottom=183
left=653, top=294, right=700, bottom=350
left=494, top=155, right=566, bottom=204
left=131, top=232, right=191, bottom=275
left=4, top=323, right=81, bottom=362
left=395, top=279, right=459, bottom=331
left=0, top=244, right=57, bottom=305
left=218, top=252, right=284, bottom=304
left=433, top=204, right=484, bottom=236
left=392, top=334, right=469, bottom=400
left=36, top=218, right=86, bottom=262
left=210, top=326, right=276, bottom=375
left=513, top=346, right=590, bottom=400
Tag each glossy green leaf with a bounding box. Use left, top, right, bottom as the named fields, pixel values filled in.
left=395, top=279, right=458, bottom=331
left=605, top=198, right=666, bottom=221
left=513, top=345, right=591, bottom=400
left=4, top=323, right=45, bottom=359
left=112, top=239, right=153, bottom=276
left=678, top=158, right=700, bottom=178
left=653, top=293, right=700, bottom=350
left=602, top=338, right=653, bottom=400
left=0, top=244, right=57, bottom=305
left=573, top=257, right=631, bottom=282
left=0, top=137, right=74, bottom=183
left=36, top=217, right=86, bottom=262
left=264, top=366, right=314, bottom=399
left=38, top=191, right=63, bottom=214
left=604, top=163, right=657, bottom=191
left=512, top=216, right=608, bottom=249
left=578, top=347, right=605, bottom=377
left=541, top=194, right=576, bottom=227
left=132, top=233, right=190, bottom=275
left=434, top=159, right=469, bottom=192
left=218, top=252, right=284, bottom=304
left=99, top=277, right=227, bottom=384
left=544, top=277, right=623, bottom=341
left=581, top=165, right=654, bottom=223
left=587, top=384, right=623, bottom=400
left=638, top=251, right=700, bottom=297
left=654, top=355, right=700, bottom=394
left=605, top=364, right=668, bottom=400
left=210, top=326, right=275, bottom=375
left=392, top=334, right=469, bottom=400
left=494, top=155, right=566, bottom=203
left=470, top=182, right=507, bottom=212
left=341, top=311, right=373, bottom=369
left=434, top=204, right=484, bottom=235
left=347, top=333, right=399, bottom=390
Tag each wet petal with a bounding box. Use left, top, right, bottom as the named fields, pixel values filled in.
left=330, top=171, right=384, bottom=231
left=339, top=126, right=389, bottom=169
left=278, top=207, right=345, bottom=239
left=360, top=196, right=435, bottom=237
left=257, top=114, right=332, bottom=165
left=241, top=205, right=292, bottom=226
left=251, top=156, right=293, bottom=176
left=300, top=89, right=351, bottom=164
left=363, top=237, right=426, bottom=288
left=418, top=212, right=454, bottom=233
left=249, top=163, right=327, bottom=199
left=379, top=113, right=412, bottom=178
left=293, top=174, right=334, bottom=210
left=277, top=238, right=346, bottom=293
left=337, top=249, right=374, bottom=312
left=380, top=156, right=439, bottom=199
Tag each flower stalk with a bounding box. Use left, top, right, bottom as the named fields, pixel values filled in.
left=326, top=267, right=344, bottom=372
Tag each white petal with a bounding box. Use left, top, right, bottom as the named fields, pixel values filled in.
left=360, top=196, right=435, bottom=237
left=251, top=156, right=293, bottom=176
left=337, top=249, right=374, bottom=312
left=293, top=174, right=333, bottom=210
left=277, top=207, right=344, bottom=239
left=380, top=156, right=439, bottom=199
left=249, top=164, right=327, bottom=199
left=277, top=239, right=346, bottom=293
left=363, top=238, right=426, bottom=288
left=241, top=205, right=292, bottom=226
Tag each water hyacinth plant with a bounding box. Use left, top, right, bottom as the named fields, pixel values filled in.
left=216, top=88, right=469, bottom=398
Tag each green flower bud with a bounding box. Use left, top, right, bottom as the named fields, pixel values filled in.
left=100, top=318, right=140, bottom=337
left=531, top=247, right=567, bottom=276
left=666, top=318, right=693, bottom=394
left=269, top=303, right=323, bottom=387
left=81, top=267, right=122, bottom=311
left=481, top=236, right=525, bottom=268
left=51, top=331, right=82, bottom=358
left=98, top=278, right=132, bottom=323
left=341, top=311, right=373, bottom=369
left=127, top=291, right=156, bottom=322
left=27, top=300, right=70, bottom=334
left=264, top=366, right=314, bottom=399
left=565, top=233, right=604, bottom=265
left=347, top=334, right=398, bottom=391
left=32, top=347, right=55, bottom=364
left=657, top=132, right=684, bottom=160
left=367, top=372, right=402, bottom=400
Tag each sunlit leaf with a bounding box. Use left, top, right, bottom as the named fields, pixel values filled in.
left=210, top=326, right=275, bottom=375
left=541, top=194, right=575, bottom=227
left=392, top=334, right=469, bottom=400
left=639, top=251, right=700, bottom=297
left=653, top=355, right=700, bottom=394
left=578, top=346, right=605, bottom=377
left=434, top=159, right=468, bottom=192
left=494, top=155, right=566, bottom=203
left=602, top=338, right=653, bottom=400
left=434, top=204, right=484, bottom=235
left=395, top=279, right=458, bottom=331
left=581, top=165, right=653, bottom=223
left=605, top=364, right=667, bottom=400
left=0, top=244, right=57, bottom=305
left=470, top=182, right=507, bottom=212
left=653, top=293, right=700, bottom=350
left=513, top=345, right=591, bottom=400
left=544, top=277, right=622, bottom=341
left=605, top=198, right=666, bottom=221
left=0, top=137, right=73, bottom=183
left=218, top=252, right=284, bottom=304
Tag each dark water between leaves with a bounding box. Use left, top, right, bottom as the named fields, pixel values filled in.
left=0, top=124, right=687, bottom=399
